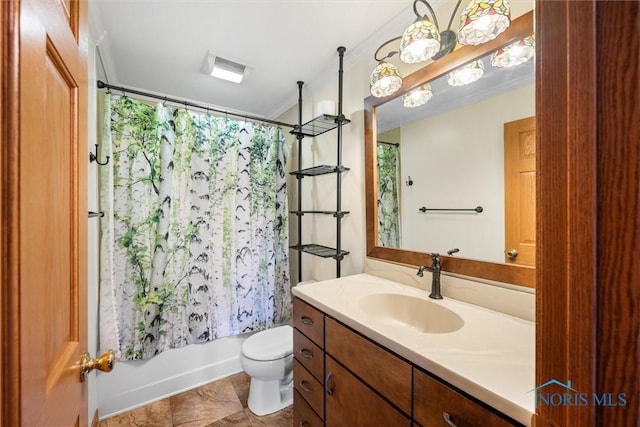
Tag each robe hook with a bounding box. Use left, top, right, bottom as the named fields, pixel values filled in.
left=89, top=144, right=110, bottom=166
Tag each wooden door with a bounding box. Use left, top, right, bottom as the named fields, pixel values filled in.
left=2, top=0, right=88, bottom=425
left=504, top=116, right=536, bottom=267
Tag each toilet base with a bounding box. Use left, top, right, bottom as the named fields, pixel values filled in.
left=247, top=377, right=293, bottom=416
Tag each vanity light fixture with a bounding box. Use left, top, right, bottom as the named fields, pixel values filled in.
left=491, top=35, right=535, bottom=68
left=369, top=0, right=511, bottom=98
left=369, top=60, right=404, bottom=98
left=457, top=0, right=511, bottom=46
left=201, top=52, right=248, bottom=84
left=446, top=59, right=485, bottom=86
left=402, top=83, right=433, bottom=107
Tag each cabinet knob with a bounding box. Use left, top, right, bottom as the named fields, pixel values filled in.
left=443, top=412, right=459, bottom=427
left=506, top=249, right=518, bottom=259
left=300, top=316, right=313, bottom=326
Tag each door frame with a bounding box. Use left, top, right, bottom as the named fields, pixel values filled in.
left=1, top=0, right=22, bottom=424
left=536, top=1, right=639, bottom=425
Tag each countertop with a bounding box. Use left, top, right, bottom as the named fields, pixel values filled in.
left=292, top=273, right=535, bottom=426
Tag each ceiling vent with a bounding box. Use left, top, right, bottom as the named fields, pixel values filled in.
left=201, top=53, right=249, bottom=84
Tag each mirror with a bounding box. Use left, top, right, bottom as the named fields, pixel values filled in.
left=376, top=49, right=534, bottom=262
left=365, top=11, right=535, bottom=287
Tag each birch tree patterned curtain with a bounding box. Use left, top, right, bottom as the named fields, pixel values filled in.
left=99, top=94, right=291, bottom=360
left=377, top=142, right=401, bottom=247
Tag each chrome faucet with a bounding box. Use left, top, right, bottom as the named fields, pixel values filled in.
left=416, top=253, right=443, bottom=299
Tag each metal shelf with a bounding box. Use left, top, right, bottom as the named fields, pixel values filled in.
left=290, top=165, right=349, bottom=177
left=290, top=114, right=351, bottom=137
left=290, top=244, right=349, bottom=260
left=292, top=48, right=349, bottom=280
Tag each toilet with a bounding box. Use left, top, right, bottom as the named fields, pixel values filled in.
left=240, top=325, right=294, bottom=416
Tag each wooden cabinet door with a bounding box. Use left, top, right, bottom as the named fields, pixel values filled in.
left=325, top=317, right=412, bottom=415
left=325, top=356, right=411, bottom=427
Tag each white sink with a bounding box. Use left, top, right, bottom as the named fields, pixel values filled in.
left=358, top=293, right=464, bottom=334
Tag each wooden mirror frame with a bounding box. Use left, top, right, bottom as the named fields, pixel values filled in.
left=364, top=11, right=535, bottom=288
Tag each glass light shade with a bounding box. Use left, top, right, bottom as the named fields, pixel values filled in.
left=491, top=35, right=535, bottom=68
left=399, top=19, right=441, bottom=64
left=457, top=0, right=511, bottom=46
left=447, top=60, right=485, bottom=86
left=370, top=61, right=403, bottom=97
left=402, top=83, right=433, bottom=108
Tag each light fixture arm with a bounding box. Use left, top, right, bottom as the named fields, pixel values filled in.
left=412, top=0, right=440, bottom=30
left=444, top=0, right=464, bottom=31
left=430, top=0, right=464, bottom=60
left=374, top=36, right=403, bottom=62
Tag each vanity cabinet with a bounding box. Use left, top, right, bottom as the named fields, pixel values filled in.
left=292, top=297, right=523, bottom=427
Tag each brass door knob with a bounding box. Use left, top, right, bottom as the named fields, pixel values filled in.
left=79, top=350, right=115, bottom=382
left=507, top=249, right=518, bottom=259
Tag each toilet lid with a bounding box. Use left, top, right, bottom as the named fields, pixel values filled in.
left=242, top=325, right=293, bottom=361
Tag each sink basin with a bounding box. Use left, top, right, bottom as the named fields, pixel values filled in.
left=358, top=293, right=464, bottom=334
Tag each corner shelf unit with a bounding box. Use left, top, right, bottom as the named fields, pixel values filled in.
left=290, top=46, right=349, bottom=280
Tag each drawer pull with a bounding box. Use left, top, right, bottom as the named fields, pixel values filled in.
left=300, top=316, right=314, bottom=325
left=325, top=371, right=334, bottom=396
left=300, top=348, right=314, bottom=359
left=299, top=423, right=310, bottom=427
left=299, top=380, right=313, bottom=393
left=443, top=412, right=459, bottom=427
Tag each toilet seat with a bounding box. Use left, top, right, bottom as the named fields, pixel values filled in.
left=242, top=325, right=293, bottom=361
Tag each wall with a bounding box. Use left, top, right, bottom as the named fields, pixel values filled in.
left=399, top=84, right=534, bottom=262
left=279, top=3, right=536, bottom=284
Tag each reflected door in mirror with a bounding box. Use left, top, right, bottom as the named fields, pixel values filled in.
left=504, top=116, right=536, bottom=266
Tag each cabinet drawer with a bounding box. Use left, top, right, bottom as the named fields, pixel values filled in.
left=294, top=359, right=324, bottom=420
left=325, top=317, right=412, bottom=415
left=294, top=389, right=323, bottom=427
left=413, top=368, right=518, bottom=427
left=325, top=355, right=411, bottom=427
left=294, top=328, right=324, bottom=382
left=294, top=298, right=325, bottom=347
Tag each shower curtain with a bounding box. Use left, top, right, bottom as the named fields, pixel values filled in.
left=99, top=94, right=290, bottom=360
left=377, top=142, right=401, bottom=247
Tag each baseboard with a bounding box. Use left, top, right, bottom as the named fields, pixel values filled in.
left=98, top=353, right=243, bottom=420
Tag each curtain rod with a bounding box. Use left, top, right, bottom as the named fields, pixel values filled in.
left=377, top=140, right=400, bottom=147
left=96, top=80, right=296, bottom=129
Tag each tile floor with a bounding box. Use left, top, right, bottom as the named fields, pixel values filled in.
left=98, top=372, right=293, bottom=427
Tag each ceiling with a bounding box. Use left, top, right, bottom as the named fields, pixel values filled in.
left=91, top=0, right=416, bottom=120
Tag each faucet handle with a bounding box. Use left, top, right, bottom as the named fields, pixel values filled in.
left=416, top=265, right=426, bottom=277
left=428, top=253, right=441, bottom=269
